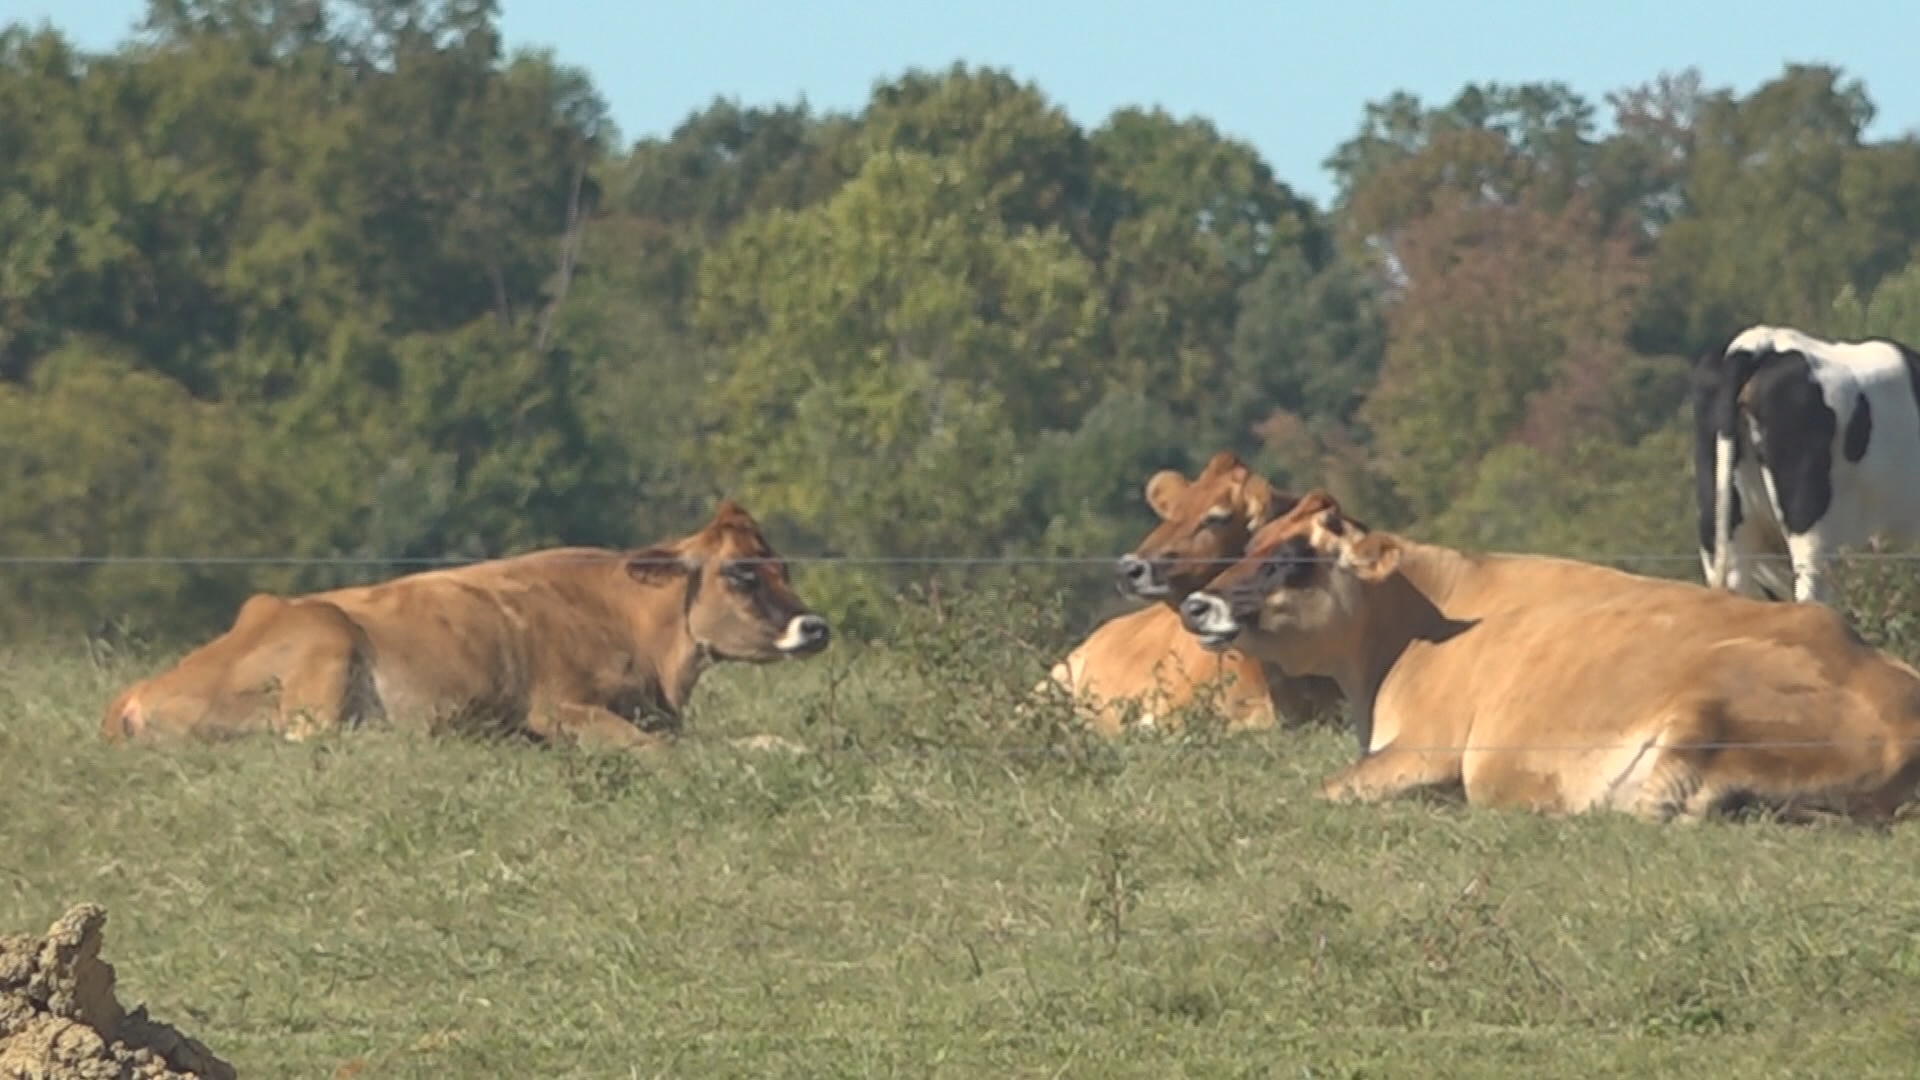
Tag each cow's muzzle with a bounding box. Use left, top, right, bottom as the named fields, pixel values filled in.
left=776, top=614, right=831, bottom=655
left=1115, top=554, right=1168, bottom=598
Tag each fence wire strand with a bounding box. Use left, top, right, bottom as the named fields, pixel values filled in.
left=5, top=549, right=1920, bottom=567
left=747, top=735, right=1920, bottom=756
left=16, top=542, right=1920, bottom=760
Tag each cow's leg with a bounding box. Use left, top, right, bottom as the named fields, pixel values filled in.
left=271, top=639, right=362, bottom=742
left=1785, top=533, right=1835, bottom=606
left=107, top=599, right=365, bottom=744
left=533, top=703, right=804, bottom=755
left=100, top=595, right=291, bottom=742
left=1222, top=692, right=1278, bottom=733
left=1270, top=673, right=1344, bottom=730
left=1723, top=547, right=1771, bottom=600
left=728, top=733, right=810, bottom=754
left=100, top=681, right=151, bottom=744
left=531, top=702, right=672, bottom=753
left=1674, top=733, right=1920, bottom=827
left=1627, top=751, right=1706, bottom=824
left=235, top=601, right=367, bottom=741
left=1318, top=742, right=1465, bottom=805
left=1630, top=705, right=1803, bottom=825
left=1713, top=515, right=1766, bottom=598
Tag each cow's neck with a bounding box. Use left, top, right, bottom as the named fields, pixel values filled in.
left=636, top=573, right=713, bottom=715
left=1337, top=540, right=1476, bottom=753
left=1383, top=540, right=1478, bottom=606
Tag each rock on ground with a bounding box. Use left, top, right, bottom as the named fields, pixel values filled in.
left=0, top=903, right=234, bottom=1080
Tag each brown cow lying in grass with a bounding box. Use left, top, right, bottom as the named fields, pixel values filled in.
left=1036, top=451, right=1344, bottom=735
left=1177, top=490, right=1920, bottom=824
left=100, top=500, right=830, bottom=752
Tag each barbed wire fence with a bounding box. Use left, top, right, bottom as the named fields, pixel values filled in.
left=9, top=546, right=1920, bottom=762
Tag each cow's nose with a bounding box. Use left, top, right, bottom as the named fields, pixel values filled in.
left=777, top=613, right=832, bottom=654
left=1179, top=595, right=1209, bottom=624
left=1116, top=555, right=1153, bottom=586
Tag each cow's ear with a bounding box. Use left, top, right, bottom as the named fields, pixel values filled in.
left=1238, top=473, right=1288, bottom=529
left=1199, top=449, right=1243, bottom=477
left=1144, top=470, right=1190, bottom=520
left=708, top=498, right=758, bottom=532
left=626, top=546, right=694, bottom=584
left=1340, top=532, right=1401, bottom=584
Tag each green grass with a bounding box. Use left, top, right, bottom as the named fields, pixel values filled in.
left=9, top=594, right=1920, bottom=1079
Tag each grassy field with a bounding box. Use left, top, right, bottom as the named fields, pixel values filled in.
left=8, top=588, right=1920, bottom=1078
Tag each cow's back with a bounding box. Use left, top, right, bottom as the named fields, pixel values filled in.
left=1737, top=334, right=1920, bottom=542
left=1385, top=552, right=1791, bottom=718
left=1813, top=343, right=1920, bottom=537
left=1364, top=552, right=1717, bottom=764
left=311, top=554, right=607, bottom=734
left=1372, top=548, right=1920, bottom=812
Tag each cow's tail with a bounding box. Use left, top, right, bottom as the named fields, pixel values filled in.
left=1704, top=346, right=1764, bottom=591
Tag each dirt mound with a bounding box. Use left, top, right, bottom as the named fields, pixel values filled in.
left=0, top=903, right=234, bottom=1080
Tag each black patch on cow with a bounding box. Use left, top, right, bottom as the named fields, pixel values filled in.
left=1843, top=392, right=1873, bottom=463
left=1743, top=350, right=1836, bottom=536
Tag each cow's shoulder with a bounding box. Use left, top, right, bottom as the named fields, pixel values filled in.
left=1074, top=605, right=1174, bottom=658
left=1107, top=606, right=1197, bottom=668
left=1067, top=606, right=1230, bottom=689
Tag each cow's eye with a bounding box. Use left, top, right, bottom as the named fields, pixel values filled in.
left=1202, top=508, right=1233, bottom=526
left=1264, top=537, right=1319, bottom=588
left=723, top=563, right=759, bottom=591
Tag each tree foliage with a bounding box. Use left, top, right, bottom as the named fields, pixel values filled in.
left=3, top=4, right=1919, bottom=642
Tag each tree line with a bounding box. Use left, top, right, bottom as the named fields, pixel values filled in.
left=5, top=0, right=1920, bottom=643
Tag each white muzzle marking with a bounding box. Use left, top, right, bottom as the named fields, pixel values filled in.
left=1182, top=593, right=1240, bottom=651
left=775, top=614, right=829, bottom=653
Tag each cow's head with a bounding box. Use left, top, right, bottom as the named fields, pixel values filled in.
left=1115, top=451, right=1299, bottom=602
left=1177, top=490, right=1395, bottom=672
left=626, top=500, right=831, bottom=662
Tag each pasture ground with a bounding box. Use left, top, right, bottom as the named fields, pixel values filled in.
left=7, top=580, right=1920, bottom=1078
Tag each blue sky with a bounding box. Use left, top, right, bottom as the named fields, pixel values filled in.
left=5, top=0, right=1917, bottom=208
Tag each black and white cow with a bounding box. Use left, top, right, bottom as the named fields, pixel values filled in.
left=1692, top=324, right=1920, bottom=606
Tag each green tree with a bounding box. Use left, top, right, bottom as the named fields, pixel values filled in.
left=693, top=149, right=1106, bottom=627
left=1087, top=107, right=1324, bottom=425
left=1324, top=81, right=1606, bottom=265
left=1831, top=258, right=1920, bottom=343
left=1637, top=64, right=1920, bottom=357
left=621, top=98, right=846, bottom=241
left=0, top=343, right=317, bottom=638
left=1359, top=188, right=1650, bottom=520
left=851, top=63, right=1093, bottom=241
left=1224, top=246, right=1399, bottom=522
left=1424, top=420, right=1696, bottom=571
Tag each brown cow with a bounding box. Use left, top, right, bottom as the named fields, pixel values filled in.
left=1117, top=450, right=1295, bottom=603
left=1176, top=490, right=1920, bottom=824
left=1038, top=605, right=1278, bottom=736
left=1035, top=452, right=1342, bottom=735
left=100, top=500, right=830, bottom=751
